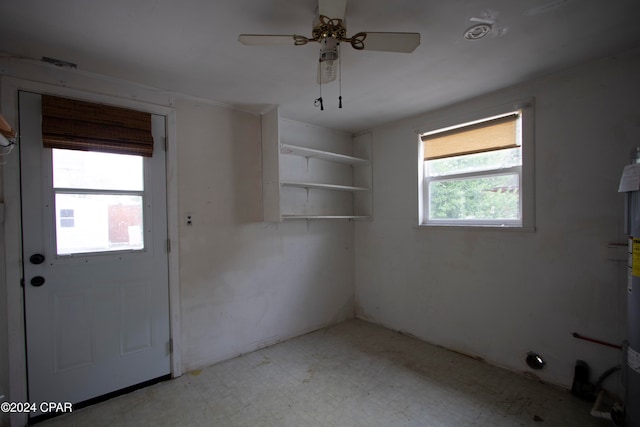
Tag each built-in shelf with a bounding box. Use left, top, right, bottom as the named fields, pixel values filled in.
left=262, top=107, right=373, bottom=222
left=281, top=181, right=369, bottom=192
left=280, top=143, right=370, bottom=166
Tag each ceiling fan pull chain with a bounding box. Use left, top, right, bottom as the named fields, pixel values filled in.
left=315, top=75, right=324, bottom=110
left=338, top=42, right=343, bottom=108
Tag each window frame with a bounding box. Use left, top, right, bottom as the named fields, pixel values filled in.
left=417, top=98, right=535, bottom=230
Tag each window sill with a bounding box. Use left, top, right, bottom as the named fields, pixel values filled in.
left=416, top=224, right=536, bottom=233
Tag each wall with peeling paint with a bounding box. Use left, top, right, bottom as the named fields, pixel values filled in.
left=355, top=49, right=640, bottom=393
left=176, top=99, right=355, bottom=371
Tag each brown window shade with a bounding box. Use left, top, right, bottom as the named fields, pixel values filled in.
left=41, top=95, right=154, bottom=157
left=422, top=113, right=519, bottom=160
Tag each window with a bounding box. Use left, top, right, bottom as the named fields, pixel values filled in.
left=419, top=101, right=534, bottom=228
left=53, top=149, right=145, bottom=255
left=59, top=209, right=75, bottom=228
left=38, top=95, right=154, bottom=255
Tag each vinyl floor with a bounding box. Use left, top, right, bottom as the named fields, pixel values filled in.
left=37, top=319, right=612, bottom=426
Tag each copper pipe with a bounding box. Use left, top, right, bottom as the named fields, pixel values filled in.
left=572, top=332, right=622, bottom=350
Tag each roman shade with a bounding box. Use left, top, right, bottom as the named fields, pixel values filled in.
left=422, top=113, right=519, bottom=160
left=41, top=95, right=154, bottom=157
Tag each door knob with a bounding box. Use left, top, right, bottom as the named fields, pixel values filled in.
left=29, top=254, right=45, bottom=265
left=30, top=276, right=46, bottom=287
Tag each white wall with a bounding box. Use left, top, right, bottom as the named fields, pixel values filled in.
left=0, top=199, right=8, bottom=427
left=176, top=99, right=354, bottom=371
left=355, top=49, right=640, bottom=392
left=0, top=60, right=356, bottom=421
left=0, top=79, right=9, bottom=427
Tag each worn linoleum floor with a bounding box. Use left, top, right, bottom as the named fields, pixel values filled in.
left=38, top=319, right=611, bottom=427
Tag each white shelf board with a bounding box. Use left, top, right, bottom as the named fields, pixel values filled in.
left=280, top=143, right=370, bottom=165
left=282, top=215, right=372, bottom=220
left=281, top=181, right=370, bottom=192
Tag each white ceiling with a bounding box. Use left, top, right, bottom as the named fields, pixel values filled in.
left=1, top=0, right=639, bottom=133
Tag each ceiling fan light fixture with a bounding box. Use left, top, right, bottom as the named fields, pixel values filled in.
left=318, top=37, right=339, bottom=83
left=320, top=37, right=339, bottom=61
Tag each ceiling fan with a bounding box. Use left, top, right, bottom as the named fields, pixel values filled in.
left=238, top=0, right=420, bottom=108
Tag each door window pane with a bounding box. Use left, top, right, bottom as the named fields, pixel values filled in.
left=55, top=193, right=144, bottom=255
left=52, top=149, right=143, bottom=191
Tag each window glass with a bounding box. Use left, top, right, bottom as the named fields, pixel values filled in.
left=55, top=193, right=144, bottom=255
left=59, top=209, right=75, bottom=228
left=52, top=149, right=143, bottom=191
left=426, top=148, right=521, bottom=177
left=428, top=173, right=520, bottom=221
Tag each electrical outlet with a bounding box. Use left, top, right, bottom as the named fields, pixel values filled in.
left=185, top=214, right=193, bottom=226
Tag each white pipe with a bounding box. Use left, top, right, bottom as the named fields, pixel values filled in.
left=590, top=390, right=612, bottom=420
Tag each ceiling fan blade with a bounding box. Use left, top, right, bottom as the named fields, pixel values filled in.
left=318, top=0, right=347, bottom=20
left=357, top=32, right=420, bottom=53
left=238, top=34, right=301, bottom=46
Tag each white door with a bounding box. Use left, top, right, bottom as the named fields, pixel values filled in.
left=19, top=91, right=171, bottom=416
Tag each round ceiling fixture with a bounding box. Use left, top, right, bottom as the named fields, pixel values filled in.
left=464, top=23, right=492, bottom=40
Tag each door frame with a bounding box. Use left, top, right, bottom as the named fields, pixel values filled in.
left=1, top=77, right=182, bottom=427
